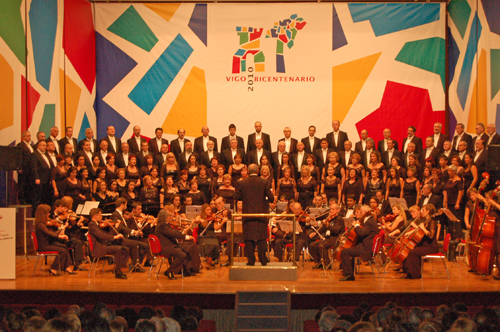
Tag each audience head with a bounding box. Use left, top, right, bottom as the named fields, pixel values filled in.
left=135, top=319, right=156, bottom=332
left=319, top=310, right=338, bottom=332
left=23, top=316, right=46, bottom=332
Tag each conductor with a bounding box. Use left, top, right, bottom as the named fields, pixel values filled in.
left=235, top=164, right=274, bottom=266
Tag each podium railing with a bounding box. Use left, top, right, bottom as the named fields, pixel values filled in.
left=230, top=213, right=296, bottom=267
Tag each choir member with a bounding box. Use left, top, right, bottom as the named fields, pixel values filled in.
left=364, top=169, right=383, bottom=205
left=296, top=165, right=317, bottom=208
left=386, top=168, right=404, bottom=200
left=403, top=167, right=420, bottom=208
left=126, top=155, right=141, bottom=187
left=443, top=165, right=464, bottom=241
left=52, top=154, right=67, bottom=199
left=342, top=169, right=364, bottom=204
left=195, top=165, right=212, bottom=202
left=160, top=152, right=180, bottom=181
left=277, top=167, right=297, bottom=202
left=260, top=165, right=275, bottom=194
left=186, top=179, right=207, bottom=206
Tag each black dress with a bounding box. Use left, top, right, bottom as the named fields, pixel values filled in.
left=278, top=179, right=295, bottom=201
left=187, top=167, right=199, bottom=182
left=35, top=222, right=72, bottom=271
left=230, top=166, right=243, bottom=186
left=60, top=178, right=82, bottom=209
left=51, top=167, right=67, bottom=194
left=323, top=177, right=340, bottom=203
left=365, top=179, right=383, bottom=204
left=403, top=179, right=418, bottom=207
left=186, top=191, right=207, bottom=206
left=444, top=178, right=464, bottom=239
left=196, top=176, right=212, bottom=202
left=342, top=179, right=364, bottom=203
left=217, top=188, right=235, bottom=209
left=297, top=178, right=317, bottom=208
left=387, top=180, right=401, bottom=198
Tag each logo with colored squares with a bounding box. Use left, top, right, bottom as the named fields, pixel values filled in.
left=232, top=14, right=307, bottom=74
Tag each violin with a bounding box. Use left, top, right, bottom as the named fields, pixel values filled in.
left=46, top=219, right=63, bottom=227
left=296, top=209, right=314, bottom=224
left=98, top=219, right=119, bottom=229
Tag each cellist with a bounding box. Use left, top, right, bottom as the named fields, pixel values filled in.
left=402, top=204, right=439, bottom=279
left=486, top=193, right=500, bottom=280
left=339, top=205, right=379, bottom=281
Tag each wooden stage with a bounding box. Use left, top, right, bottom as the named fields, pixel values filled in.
left=1, top=255, right=500, bottom=310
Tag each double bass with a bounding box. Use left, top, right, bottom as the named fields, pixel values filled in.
left=466, top=173, right=489, bottom=268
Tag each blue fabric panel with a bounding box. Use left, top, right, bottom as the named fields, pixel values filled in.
left=188, top=4, right=207, bottom=46
left=333, top=5, right=348, bottom=51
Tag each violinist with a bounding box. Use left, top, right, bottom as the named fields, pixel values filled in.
left=87, top=208, right=129, bottom=279
left=155, top=205, right=197, bottom=279
left=309, top=202, right=344, bottom=269
left=195, top=203, right=222, bottom=269
left=126, top=202, right=154, bottom=266
left=111, top=198, right=146, bottom=273
left=34, top=204, right=76, bottom=276
left=464, top=188, right=484, bottom=230
left=273, top=202, right=308, bottom=262
left=380, top=203, right=407, bottom=244
left=221, top=200, right=243, bottom=267
left=52, top=199, right=87, bottom=271
left=402, top=204, right=439, bottom=279
left=339, top=205, right=379, bottom=281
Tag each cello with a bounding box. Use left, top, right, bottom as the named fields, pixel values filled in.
left=474, top=185, right=500, bottom=276
left=334, top=209, right=373, bottom=262
left=466, top=173, right=489, bottom=268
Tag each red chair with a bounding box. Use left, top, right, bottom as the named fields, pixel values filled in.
left=147, top=235, right=170, bottom=279
left=30, top=231, right=61, bottom=276
left=421, top=233, right=451, bottom=279
left=355, top=233, right=384, bottom=277
left=87, top=233, right=115, bottom=278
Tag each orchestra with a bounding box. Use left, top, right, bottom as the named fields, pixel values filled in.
left=14, top=121, right=500, bottom=282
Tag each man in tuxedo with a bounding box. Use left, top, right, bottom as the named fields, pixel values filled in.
left=314, top=139, right=334, bottom=173
left=110, top=198, right=146, bottom=273
left=433, top=122, right=447, bottom=151
left=402, top=142, right=419, bottom=169
left=339, top=140, right=354, bottom=167
left=194, top=126, right=218, bottom=154
left=46, top=126, right=61, bottom=155
left=135, top=141, right=151, bottom=168
left=77, top=140, right=94, bottom=168
left=420, top=136, right=441, bottom=166
left=127, top=125, right=146, bottom=154
left=457, top=141, right=468, bottom=161
left=382, top=139, right=402, bottom=167
left=486, top=123, right=500, bottom=147
left=235, top=164, right=274, bottom=266
left=78, top=128, right=98, bottom=154
left=178, top=141, right=198, bottom=170
left=354, top=129, right=368, bottom=154
left=220, top=123, right=245, bottom=151
left=301, top=125, right=321, bottom=154
left=339, top=205, right=379, bottom=281
left=438, top=140, right=457, bottom=164
left=116, top=142, right=130, bottom=169
left=246, top=139, right=271, bottom=166
left=247, top=121, right=272, bottom=153
left=362, top=138, right=376, bottom=168
left=472, top=123, right=489, bottom=149
left=199, top=140, right=220, bottom=168
left=278, top=127, right=298, bottom=154
left=59, top=127, right=78, bottom=155
left=418, top=184, right=442, bottom=209
left=36, top=131, right=46, bottom=143
left=292, top=141, right=307, bottom=179
left=31, top=141, right=52, bottom=209
left=402, top=126, right=423, bottom=155
left=378, top=128, right=399, bottom=154
left=170, top=128, right=189, bottom=159
left=222, top=138, right=245, bottom=170
left=149, top=127, right=169, bottom=157
left=155, top=143, right=170, bottom=169
left=376, top=190, right=392, bottom=216
left=452, top=123, right=472, bottom=153
left=271, top=141, right=287, bottom=172
left=102, top=126, right=122, bottom=154
left=63, top=143, right=75, bottom=159
left=46, top=141, right=57, bottom=168
left=95, top=140, right=109, bottom=166
left=326, top=120, right=348, bottom=152
left=473, top=139, right=488, bottom=174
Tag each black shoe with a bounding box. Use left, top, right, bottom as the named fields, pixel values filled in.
left=493, top=275, right=500, bottom=280
left=166, top=272, right=177, bottom=280
left=261, top=262, right=267, bottom=266
left=246, top=263, right=255, bottom=266
left=221, top=261, right=230, bottom=267
left=402, top=275, right=413, bottom=279
left=107, top=257, right=114, bottom=265
left=339, top=275, right=355, bottom=281
left=313, top=263, right=323, bottom=269
left=49, top=270, right=61, bottom=276
left=214, top=259, right=219, bottom=264
left=393, top=267, right=402, bottom=272
left=115, top=273, right=127, bottom=280
left=144, top=261, right=152, bottom=267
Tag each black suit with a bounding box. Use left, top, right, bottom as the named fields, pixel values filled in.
left=420, top=147, right=441, bottom=166
left=148, top=138, right=169, bottom=156
left=220, top=135, right=245, bottom=151
left=94, top=150, right=109, bottom=167
left=451, top=133, right=473, bottom=153
left=382, top=149, right=403, bottom=167
left=379, top=200, right=392, bottom=216
left=77, top=150, right=94, bottom=169
left=78, top=138, right=99, bottom=153
left=17, top=140, right=34, bottom=204
left=314, top=148, right=334, bottom=172
left=433, top=133, right=447, bottom=151
left=339, top=150, right=354, bottom=167
left=417, top=193, right=442, bottom=209
left=301, top=136, right=321, bottom=154
left=340, top=216, right=379, bottom=277
left=31, top=150, right=52, bottom=207
left=246, top=149, right=271, bottom=166
left=473, top=149, right=488, bottom=174
left=325, top=131, right=349, bottom=152
left=155, top=221, right=190, bottom=274
left=221, top=148, right=246, bottom=170
left=472, top=133, right=489, bottom=149
left=354, top=141, right=366, bottom=154
left=155, top=153, right=169, bottom=169
left=402, top=136, right=423, bottom=155
left=291, top=152, right=307, bottom=176
left=88, top=221, right=129, bottom=273
left=278, top=138, right=298, bottom=154
left=194, top=136, right=218, bottom=154
left=101, top=137, right=122, bottom=154
left=200, top=151, right=221, bottom=168
left=247, top=133, right=272, bottom=153
left=361, top=149, right=376, bottom=168
left=115, top=152, right=131, bottom=169
left=59, top=137, right=77, bottom=155
left=178, top=151, right=199, bottom=171
left=170, top=138, right=190, bottom=160
left=487, top=133, right=500, bottom=146
left=377, top=139, right=399, bottom=154
left=235, top=174, right=274, bottom=265
left=438, top=150, right=458, bottom=165
left=135, top=151, right=150, bottom=169
left=46, top=137, right=61, bottom=154
left=127, top=136, right=147, bottom=154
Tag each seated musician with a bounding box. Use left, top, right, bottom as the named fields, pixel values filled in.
left=340, top=195, right=356, bottom=219
left=34, top=204, right=76, bottom=276
left=52, top=199, right=87, bottom=271
left=391, top=205, right=421, bottom=272
left=274, top=202, right=308, bottom=262
left=269, top=201, right=286, bottom=257
left=155, top=205, right=198, bottom=279
left=339, top=205, right=379, bottom=281
left=485, top=193, right=500, bottom=280
left=110, top=198, right=146, bottom=273
left=309, top=202, right=344, bottom=269
left=376, top=190, right=393, bottom=216
left=125, top=202, right=155, bottom=267
left=402, top=204, right=439, bottom=279
left=214, top=197, right=231, bottom=244
left=221, top=200, right=243, bottom=267
left=310, top=195, right=326, bottom=209
left=380, top=203, right=407, bottom=244
left=195, top=203, right=222, bottom=269
left=87, top=208, right=129, bottom=279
